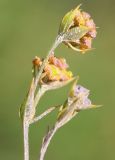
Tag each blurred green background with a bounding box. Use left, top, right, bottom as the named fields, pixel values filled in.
left=0, top=0, right=115, bottom=160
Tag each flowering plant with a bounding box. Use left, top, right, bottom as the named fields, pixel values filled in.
left=19, top=5, right=100, bottom=160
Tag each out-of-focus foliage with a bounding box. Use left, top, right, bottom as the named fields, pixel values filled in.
left=0, top=0, right=115, bottom=160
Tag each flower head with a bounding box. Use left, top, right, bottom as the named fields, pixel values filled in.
left=72, top=85, right=90, bottom=97
left=59, top=5, right=97, bottom=53
left=33, top=55, right=73, bottom=83
left=72, top=85, right=92, bottom=110
left=69, top=84, right=93, bottom=110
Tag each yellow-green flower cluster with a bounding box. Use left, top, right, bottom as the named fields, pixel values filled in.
left=33, top=55, right=73, bottom=83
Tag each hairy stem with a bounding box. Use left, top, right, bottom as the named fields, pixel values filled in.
left=34, top=88, right=45, bottom=108
left=23, top=122, right=29, bottom=160
left=39, top=125, right=58, bottom=160
left=23, top=34, right=63, bottom=160
left=34, top=34, right=63, bottom=90
left=30, top=106, right=59, bottom=124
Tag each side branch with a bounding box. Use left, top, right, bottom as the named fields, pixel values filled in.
left=30, top=106, right=59, bottom=124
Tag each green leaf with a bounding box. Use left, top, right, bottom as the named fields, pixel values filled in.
left=59, top=4, right=81, bottom=33
left=57, top=99, right=79, bottom=127
left=86, top=104, right=102, bottom=110
left=19, top=80, right=35, bottom=123
left=19, top=93, right=28, bottom=123
left=59, top=10, right=74, bottom=33
left=63, top=26, right=89, bottom=42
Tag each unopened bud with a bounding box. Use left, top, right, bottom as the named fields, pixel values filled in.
left=32, top=56, right=42, bottom=67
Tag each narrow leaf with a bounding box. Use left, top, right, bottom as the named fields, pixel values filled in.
left=63, top=26, right=89, bottom=42
left=41, top=77, right=76, bottom=92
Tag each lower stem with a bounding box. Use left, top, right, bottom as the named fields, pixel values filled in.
left=23, top=122, right=29, bottom=160
left=22, top=34, right=64, bottom=160
left=39, top=125, right=58, bottom=160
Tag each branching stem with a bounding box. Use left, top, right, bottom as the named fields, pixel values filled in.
left=30, top=106, right=59, bottom=124
left=23, top=34, right=63, bottom=160
left=34, top=34, right=63, bottom=90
